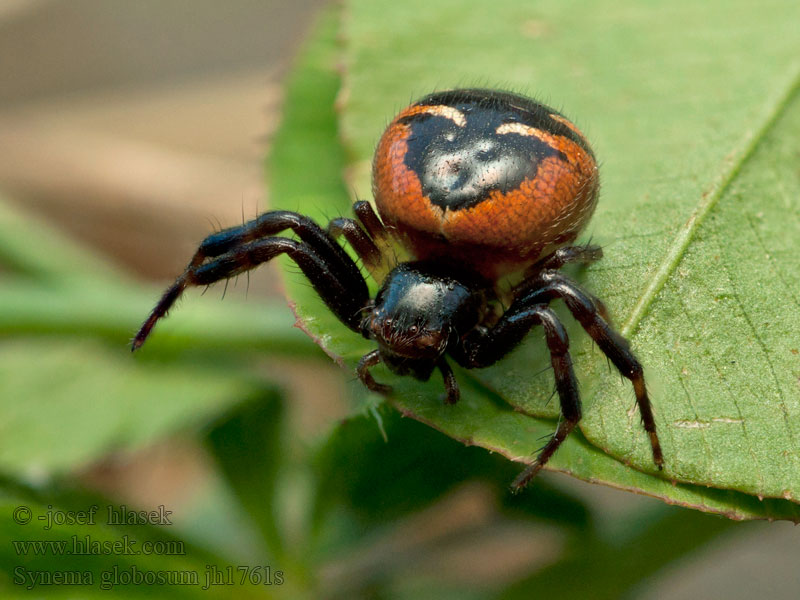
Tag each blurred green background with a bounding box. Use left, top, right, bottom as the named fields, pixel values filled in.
left=1, top=1, right=798, bottom=598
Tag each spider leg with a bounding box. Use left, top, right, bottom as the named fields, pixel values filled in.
left=133, top=213, right=370, bottom=348
left=357, top=349, right=392, bottom=395
left=197, top=210, right=361, bottom=284
left=518, top=271, right=663, bottom=469
left=328, top=201, right=394, bottom=281
left=453, top=304, right=580, bottom=489
left=518, top=244, right=610, bottom=321
left=352, top=200, right=390, bottom=245
left=437, top=357, right=460, bottom=405
left=358, top=351, right=460, bottom=404
left=327, top=217, right=383, bottom=271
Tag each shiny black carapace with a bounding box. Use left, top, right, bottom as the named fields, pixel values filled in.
left=133, top=89, right=663, bottom=489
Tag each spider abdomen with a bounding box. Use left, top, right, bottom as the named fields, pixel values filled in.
left=372, top=89, right=599, bottom=279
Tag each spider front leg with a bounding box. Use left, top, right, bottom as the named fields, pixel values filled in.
left=133, top=211, right=369, bottom=349
left=519, top=271, right=663, bottom=469
left=452, top=304, right=580, bottom=490
left=357, top=351, right=461, bottom=405
left=437, top=358, right=460, bottom=405
left=357, top=350, right=391, bottom=395
left=327, top=201, right=394, bottom=281
left=327, top=217, right=382, bottom=273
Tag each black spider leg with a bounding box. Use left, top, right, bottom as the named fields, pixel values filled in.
left=357, top=351, right=461, bottom=405
left=452, top=304, right=579, bottom=490
left=327, top=217, right=382, bottom=272
left=518, top=244, right=610, bottom=321
left=327, top=201, right=393, bottom=280
left=132, top=211, right=369, bottom=349
left=437, top=357, right=460, bottom=405
left=357, top=349, right=391, bottom=394
left=519, top=270, right=663, bottom=470
left=352, top=200, right=390, bottom=246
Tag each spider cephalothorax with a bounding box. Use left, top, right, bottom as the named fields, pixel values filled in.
left=133, top=89, right=663, bottom=489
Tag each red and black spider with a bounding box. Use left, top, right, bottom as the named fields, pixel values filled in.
left=133, top=89, right=663, bottom=490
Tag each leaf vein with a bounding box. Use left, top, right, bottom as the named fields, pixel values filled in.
left=621, top=66, right=800, bottom=339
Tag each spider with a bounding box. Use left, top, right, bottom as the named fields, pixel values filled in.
left=133, top=88, right=663, bottom=490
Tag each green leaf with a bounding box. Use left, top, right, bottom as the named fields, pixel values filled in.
left=269, top=0, right=800, bottom=519
left=0, top=338, right=267, bottom=476
left=383, top=377, right=800, bottom=521
left=205, top=390, right=286, bottom=562
left=594, top=83, right=800, bottom=501
left=0, top=279, right=316, bottom=357
left=311, top=409, right=592, bottom=538
left=266, top=3, right=371, bottom=362
left=0, top=197, right=124, bottom=284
